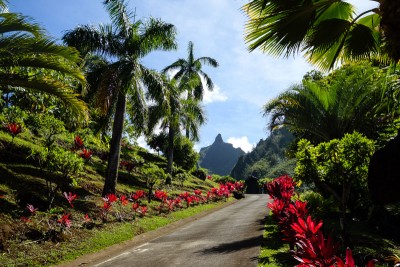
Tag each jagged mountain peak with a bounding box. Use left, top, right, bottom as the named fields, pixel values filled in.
left=214, top=133, right=223, bottom=143
left=198, top=134, right=245, bottom=176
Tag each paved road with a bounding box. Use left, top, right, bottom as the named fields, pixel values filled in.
left=92, top=194, right=269, bottom=267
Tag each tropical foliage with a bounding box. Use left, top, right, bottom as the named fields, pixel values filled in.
left=243, top=0, right=399, bottom=70
left=163, top=41, right=217, bottom=140
left=295, top=131, right=375, bottom=242
left=264, top=63, right=400, bottom=144
left=0, top=1, right=87, bottom=119
left=63, top=0, right=177, bottom=194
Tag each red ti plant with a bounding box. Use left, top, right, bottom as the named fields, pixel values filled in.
left=57, top=213, right=72, bottom=229
left=5, top=122, right=22, bottom=145
left=26, top=204, right=38, bottom=215
left=83, top=214, right=91, bottom=223
left=131, top=190, right=145, bottom=201
left=279, top=201, right=309, bottom=247
left=139, top=206, right=147, bottom=217
left=154, top=190, right=168, bottom=202
left=74, top=135, right=84, bottom=150
left=335, top=248, right=377, bottom=267
left=194, top=189, right=202, bottom=196
left=291, top=216, right=323, bottom=241
left=120, top=195, right=129, bottom=206
left=266, top=175, right=296, bottom=201
left=64, top=192, right=78, bottom=208
left=132, top=202, right=139, bottom=212
left=293, top=230, right=339, bottom=267
left=104, top=193, right=118, bottom=203
left=79, top=148, right=92, bottom=160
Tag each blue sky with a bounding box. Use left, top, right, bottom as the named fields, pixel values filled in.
left=9, top=0, right=377, bottom=152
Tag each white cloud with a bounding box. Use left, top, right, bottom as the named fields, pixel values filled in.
left=227, top=136, right=254, bottom=153
left=203, top=84, right=228, bottom=104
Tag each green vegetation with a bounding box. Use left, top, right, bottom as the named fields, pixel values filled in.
left=230, top=128, right=294, bottom=180
left=243, top=0, right=398, bottom=70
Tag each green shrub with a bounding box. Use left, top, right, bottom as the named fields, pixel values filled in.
left=26, top=113, right=66, bottom=148
left=191, top=169, right=207, bottom=181
left=175, top=173, right=189, bottom=187
left=212, top=174, right=235, bottom=184
left=299, top=190, right=336, bottom=218
left=143, top=164, right=167, bottom=203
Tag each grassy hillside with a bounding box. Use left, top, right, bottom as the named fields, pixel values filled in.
left=0, top=127, right=235, bottom=266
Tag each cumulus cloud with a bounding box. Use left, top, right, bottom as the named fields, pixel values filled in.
left=203, top=84, right=228, bottom=104
left=227, top=136, right=254, bottom=153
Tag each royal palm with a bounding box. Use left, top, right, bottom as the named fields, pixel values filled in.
left=163, top=41, right=217, bottom=140
left=63, top=0, right=177, bottom=195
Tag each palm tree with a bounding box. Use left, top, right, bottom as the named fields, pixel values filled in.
left=147, top=78, right=181, bottom=183
left=243, top=0, right=398, bottom=71
left=147, top=77, right=205, bottom=183
left=163, top=41, right=217, bottom=139
left=264, top=63, right=399, bottom=144
left=0, top=1, right=87, bottom=119
left=63, top=0, right=177, bottom=195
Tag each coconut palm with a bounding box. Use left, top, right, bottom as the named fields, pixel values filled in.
left=163, top=41, right=217, bottom=139
left=0, top=2, right=87, bottom=119
left=63, top=0, right=177, bottom=195
left=243, top=0, right=399, bottom=71
left=264, top=63, right=399, bottom=144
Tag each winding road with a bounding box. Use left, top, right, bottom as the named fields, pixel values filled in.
left=62, top=194, right=270, bottom=267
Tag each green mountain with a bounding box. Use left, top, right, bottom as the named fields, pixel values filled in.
left=198, top=134, right=245, bottom=175
left=230, top=128, right=295, bottom=180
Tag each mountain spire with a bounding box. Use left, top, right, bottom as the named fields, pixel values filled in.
left=215, top=133, right=223, bottom=143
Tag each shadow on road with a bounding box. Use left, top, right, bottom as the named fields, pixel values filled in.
left=196, top=235, right=263, bottom=255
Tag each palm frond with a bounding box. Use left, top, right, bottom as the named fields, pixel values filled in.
left=138, top=17, right=177, bottom=56
left=0, top=12, right=43, bottom=37
left=103, top=0, right=133, bottom=36
left=63, top=24, right=121, bottom=57
left=0, top=73, right=88, bottom=120
left=197, top=56, right=219, bottom=68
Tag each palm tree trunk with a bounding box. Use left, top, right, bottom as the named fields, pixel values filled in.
left=185, top=122, right=190, bottom=139
left=166, top=126, right=175, bottom=184
left=102, top=92, right=126, bottom=196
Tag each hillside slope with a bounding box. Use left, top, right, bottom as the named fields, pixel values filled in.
left=230, top=128, right=295, bottom=180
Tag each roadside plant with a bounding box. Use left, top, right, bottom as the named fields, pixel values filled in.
left=57, top=213, right=72, bottom=230
left=31, top=147, right=83, bottom=209
left=143, top=164, right=166, bottom=203
left=295, top=131, right=375, bottom=243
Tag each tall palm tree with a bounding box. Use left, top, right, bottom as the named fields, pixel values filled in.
left=243, top=0, right=398, bottom=71
left=147, top=78, right=181, bottom=183
left=264, top=63, right=399, bottom=144
left=0, top=1, right=87, bottom=119
left=63, top=0, right=177, bottom=195
left=147, top=77, right=205, bottom=183
left=163, top=41, right=217, bottom=139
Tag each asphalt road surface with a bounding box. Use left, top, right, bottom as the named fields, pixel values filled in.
left=91, top=194, right=269, bottom=267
